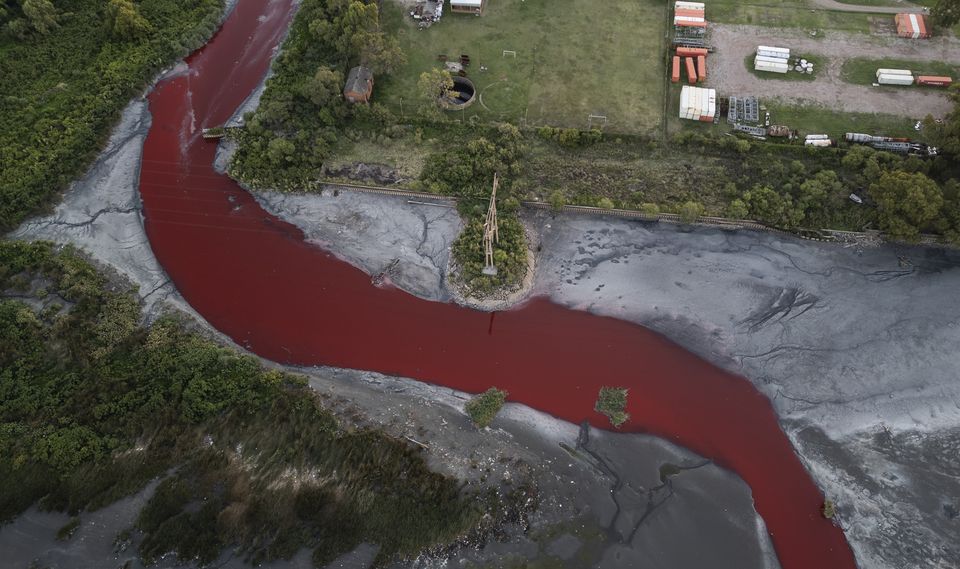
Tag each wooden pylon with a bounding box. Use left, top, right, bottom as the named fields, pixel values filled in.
left=482, top=173, right=499, bottom=276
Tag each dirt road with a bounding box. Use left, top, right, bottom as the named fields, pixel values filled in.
left=707, top=24, right=958, bottom=118
left=808, top=0, right=925, bottom=14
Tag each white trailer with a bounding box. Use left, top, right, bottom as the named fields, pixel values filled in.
left=875, top=68, right=912, bottom=79
left=755, top=59, right=789, bottom=74
left=757, top=45, right=790, bottom=58
left=755, top=55, right=789, bottom=65
left=877, top=73, right=914, bottom=86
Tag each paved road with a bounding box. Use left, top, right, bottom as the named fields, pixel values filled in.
left=809, top=0, right=926, bottom=15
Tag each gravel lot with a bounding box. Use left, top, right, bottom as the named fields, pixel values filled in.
left=707, top=24, right=960, bottom=117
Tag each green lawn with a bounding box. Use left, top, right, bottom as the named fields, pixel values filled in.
left=744, top=53, right=827, bottom=82
left=840, top=57, right=960, bottom=84
left=706, top=0, right=876, bottom=34
left=765, top=101, right=919, bottom=138
left=832, top=0, right=911, bottom=6
left=376, top=0, right=668, bottom=134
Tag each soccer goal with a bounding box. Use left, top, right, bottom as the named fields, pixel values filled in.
left=502, top=50, right=517, bottom=57
left=587, top=114, right=608, bottom=130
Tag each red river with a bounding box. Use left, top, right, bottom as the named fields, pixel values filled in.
left=138, top=1, right=857, bottom=568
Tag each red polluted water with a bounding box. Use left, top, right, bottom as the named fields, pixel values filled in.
left=138, top=1, right=857, bottom=568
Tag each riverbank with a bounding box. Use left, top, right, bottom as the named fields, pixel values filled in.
left=8, top=0, right=958, bottom=567
left=4, top=2, right=782, bottom=569
left=236, top=185, right=960, bottom=569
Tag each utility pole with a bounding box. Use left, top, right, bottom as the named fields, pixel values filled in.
left=482, top=173, right=499, bottom=276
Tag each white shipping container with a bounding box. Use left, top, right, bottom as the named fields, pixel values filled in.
left=674, top=15, right=705, bottom=23
left=805, top=139, right=833, bottom=147
left=675, top=1, right=705, bottom=10
left=680, top=86, right=717, bottom=120
left=805, top=134, right=830, bottom=140
left=755, top=55, right=789, bottom=65
left=875, top=68, right=912, bottom=78
left=755, top=60, right=789, bottom=74
left=757, top=45, right=790, bottom=58
left=877, top=73, right=914, bottom=86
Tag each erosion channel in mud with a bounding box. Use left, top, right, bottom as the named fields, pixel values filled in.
left=138, top=1, right=856, bottom=568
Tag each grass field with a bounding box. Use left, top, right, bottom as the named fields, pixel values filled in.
left=707, top=0, right=876, bottom=34
left=840, top=57, right=960, bottom=84
left=377, top=0, right=668, bottom=134
left=764, top=101, right=919, bottom=137
left=831, top=0, right=906, bottom=5
left=744, top=53, right=827, bottom=81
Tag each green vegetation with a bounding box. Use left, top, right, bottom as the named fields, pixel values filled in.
left=841, top=57, right=960, bottom=85
left=931, top=0, right=960, bottom=28
left=231, top=0, right=960, bottom=252
left=595, top=387, right=629, bottom=428
left=376, top=0, right=667, bottom=133
left=870, top=170, right=943, bottom=240
left=822, top=499, right=836, bottom=519
left=229, top=0, right=404, bottom=189
left=831, top=0, right=902, bottom=5
left=679, top=200, right=705, bottom=223
left=0, top=0, right=225, bottom=231
left=0, top=240, right=509, bottom=566
left=56, top=516, right=81, bottom=541
left=762, top=102, right=918, bottom=139
left=744, top=53, right=826, bottom=82
left=707, top=0, right=873, bottom=33
left=425, top=124, right=530, bottom=293
left=465, top=388, right=508, bottom=428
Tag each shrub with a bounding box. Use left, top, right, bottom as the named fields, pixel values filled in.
left=548, top=190, right=566, bottom=212
left=726, top=199, right=749, bottom=219
left=595, top=387, right=629, bottom=428
left=464, top=388, right=508, bottom=428
left=822, top=499, right=836, bottom=519
left=597, top=198, right=615, bottom=209
left=679, top=201, right=705, bottom=223
left=640, top=203, right=660, bottom=215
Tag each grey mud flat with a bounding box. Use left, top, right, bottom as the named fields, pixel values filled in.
left=6, top=101, right=780, bottom=569
left=259, top=190, right=960, bottom=569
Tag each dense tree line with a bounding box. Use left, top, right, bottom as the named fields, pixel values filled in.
left=0, top=241, right=509, bottom=565
left=0, top=0, right=225, bottom=231
left=931, top=0, right=960, bottom=28
left=665, top=125, right=960, bottom=242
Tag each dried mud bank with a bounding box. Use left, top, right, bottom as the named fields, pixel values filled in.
left=5, top=100, right=777, bottom=569
left=530, top=212, right=960, bottom=569
left=247, top=190, right=960, bottom=569
left=0, top=357, right=781, bottom=569
left=9, top=100, right=186, bottom=321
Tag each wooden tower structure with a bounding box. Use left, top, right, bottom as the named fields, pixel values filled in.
left=482, top=173, right=499, bottom=276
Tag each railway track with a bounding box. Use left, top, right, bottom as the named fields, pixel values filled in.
left=317, top=179, right=949, bottom=246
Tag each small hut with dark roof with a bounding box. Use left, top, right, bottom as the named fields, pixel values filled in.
left=343, top=66, right=374, bottom=103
